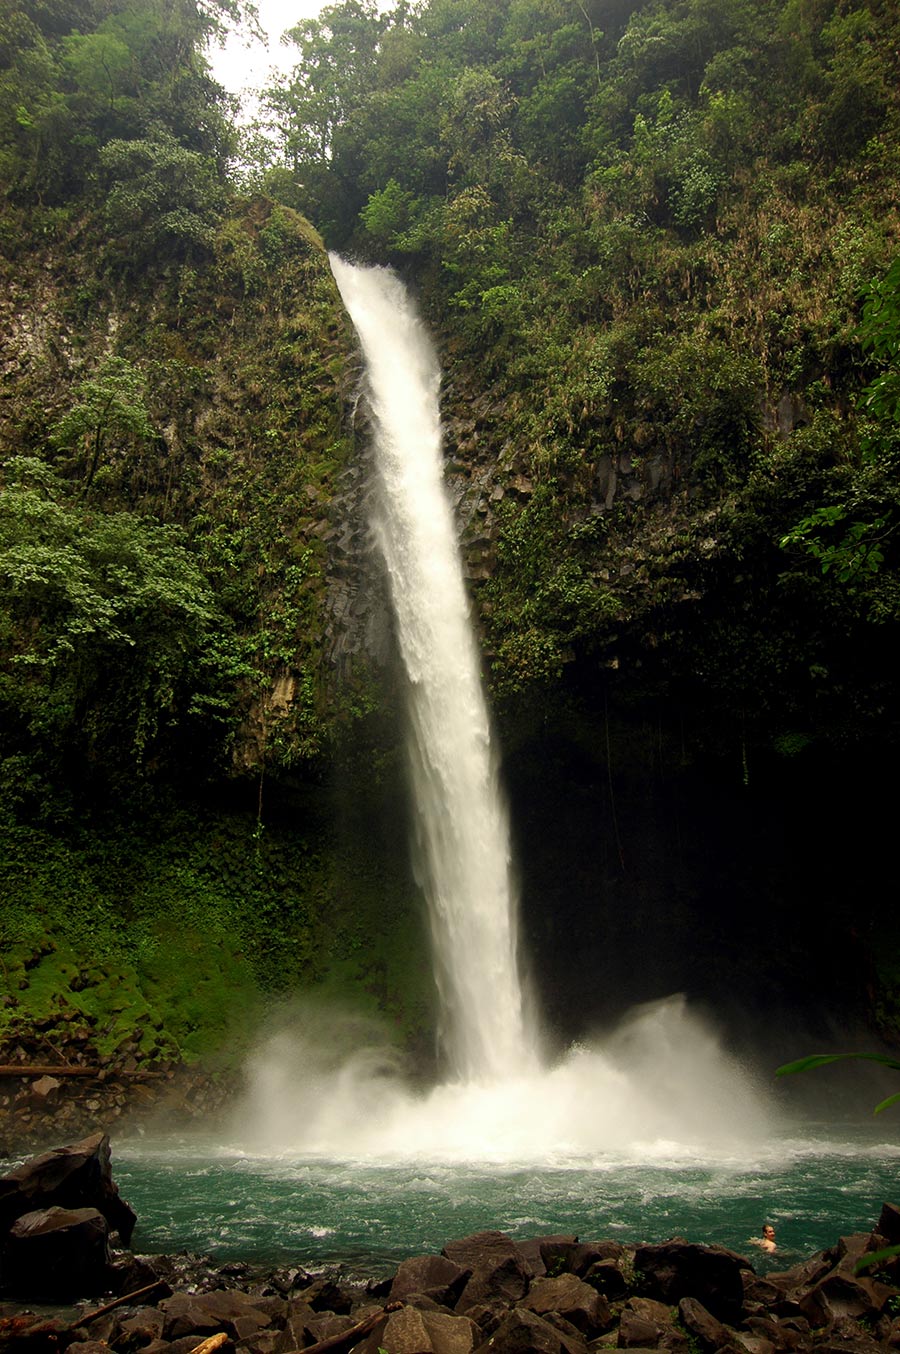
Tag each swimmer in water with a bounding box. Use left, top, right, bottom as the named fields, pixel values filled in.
left=749, top=1223, right=777, bottom=1253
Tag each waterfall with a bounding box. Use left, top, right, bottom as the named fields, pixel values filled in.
left=233, top=260, right=774, bottom=1158
left=330, top=257, right=534, bottom=1084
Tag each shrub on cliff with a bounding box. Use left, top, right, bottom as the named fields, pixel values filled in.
left=0, top=457, right=240, bottom=817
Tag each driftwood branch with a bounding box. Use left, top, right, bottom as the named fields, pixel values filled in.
left=188, top=1335, right=229, bottom=1354
left=280, top=1301, right=403, bottom=1354
left=71, top=1280, right=169, bottom=1329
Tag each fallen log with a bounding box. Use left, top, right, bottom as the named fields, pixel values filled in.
left=280, top=1301, right=403, bottom=1354
left=71, top=1280, right=170, bottom=1328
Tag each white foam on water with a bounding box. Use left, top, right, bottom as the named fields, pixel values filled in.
left=233, top=993, right=774, bottom=1162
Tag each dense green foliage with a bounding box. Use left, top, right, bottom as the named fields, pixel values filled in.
left=0, top=795, right=433, bottom=1063
left=0, top=457, right=239, bottom=816
left=3, top=0, right=900, bottom=1064
left=0, top=195, right=358, bottom=806
left=0, top=0, right=242, bottom=208
left=260, top=0, right=900, bottom=757
left=0, top=0, right=405, bottom=1061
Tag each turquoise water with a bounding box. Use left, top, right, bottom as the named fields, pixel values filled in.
left=114, top=1126, right=900, bottom=1280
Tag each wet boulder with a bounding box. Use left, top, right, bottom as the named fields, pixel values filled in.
left=421, top=1309, right=482, bottom=1354
left=517, top=1235, right=577, bottom=1279
left=359, top=1305, right=480, bottom=1354
left=519, top=1273, right=611, bottom=1336
left=743, top=1313, right=811, bottom=1353
left=273, top=1298, right=318, bottom=1352
left=0, top=1131, right=136, bottom=1244
left=828, top=1233, right=875, bottom=1276
left=391, top=1254, right=472, bottom=1306
left=742, top=1272, right=785, bottom=1314
left=472, top=1307, right=588, bottom=1354
left=798, top=1270, right=893, bottom=1327
left=539, top=1239, right=623, bottom=1277
left=633, top=1238, right=750, bottom=1323
left=118, top=1306, right=167, bottom=1347
left=765, top=1252, right=830, bottom=1298
left=875, top=1203, right=900, bottom=1245
left=677, top=1296, right=734, bottom=1353
left=106, top=1251, right=164, bottom=1296
left=616, top=1307, right=663, bottom=1348
left=442, top=1232, right=530, bottom=1312
left=160, top=1289, right=274, bottom=1342
left=304, top=1313, right=359, bottom=1344
left=617, top=1298, right=689, bottom=1353
left=293, top=1275, right=355, bottom=1313
left=357, top=1305, right=430, bottom=1354
left=812, top=1313, right=888, bottom=1354
left=457, top=1297, right=512, bottom=1336
left=1, top=1205, right=110, bottom=1298
left=583, top=1257, right=629, bottom=1300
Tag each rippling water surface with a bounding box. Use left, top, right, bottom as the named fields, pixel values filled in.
left=115, top=1126, right=900, bottom=1279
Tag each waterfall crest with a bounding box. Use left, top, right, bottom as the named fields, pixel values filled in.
left=330, top=256, right=534, bottom=1083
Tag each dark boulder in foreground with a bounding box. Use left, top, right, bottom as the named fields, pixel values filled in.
left=876, top=1202, right=900, bottom=1245
left=519, top=1272, right=611, bottom=1336
left=442, top=1230, right=531, bottom=1312
left=390, top=1253, right=472, bottom=1306
left=0, top=1131, right=136, bottom=1243
left=634, top=1237, right=750, bottom=1323
left=2, top=1205, right=110, bottom=1299
left=473, top=1306, right=587, bottom=1354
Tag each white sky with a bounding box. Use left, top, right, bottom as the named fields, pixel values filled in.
left=208, top=0, right=323, bottom=103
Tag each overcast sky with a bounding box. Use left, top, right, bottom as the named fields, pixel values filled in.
left=207, top=0, right=321, bottom=103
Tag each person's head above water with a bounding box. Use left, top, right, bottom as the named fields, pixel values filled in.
left=763, top=1224, right=776, bottom=1241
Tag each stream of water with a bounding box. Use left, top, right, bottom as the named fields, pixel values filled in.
left=329, top=256, right=532, bottom=1083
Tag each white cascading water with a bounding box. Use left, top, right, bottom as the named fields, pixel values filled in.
left=330, top=255, right=532, bottom=1083
left=232, top=261, right=774, bottom=1161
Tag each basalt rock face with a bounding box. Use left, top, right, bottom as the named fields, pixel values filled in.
left=0, top=198, right=359, bottom=782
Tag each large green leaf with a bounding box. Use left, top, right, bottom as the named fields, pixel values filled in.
left=776, top=1052, right=900, bottom=1117
left=776, top=1052, right=900, bottom=1077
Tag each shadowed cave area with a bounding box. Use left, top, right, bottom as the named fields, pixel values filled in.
left=501, top=701, right=891, bottom=1082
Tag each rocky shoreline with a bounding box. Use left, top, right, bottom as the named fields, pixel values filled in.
left=2, top=1134, right=900, bottom=1354
left=0, top=1020, right=236, bottom=1155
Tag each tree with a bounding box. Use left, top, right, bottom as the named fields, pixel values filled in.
left=51, top=356, right=153, bottom=496
left=265, top=0, right=386, bottom=168
left=859, top=257, right=900, bottom=434
left=780, top=259, right=900, bottom=588
left=0, top=0, right=240, bottom=205
left=0, top=457, right=240, bottom=812
left=99, top=130, right=225, bottom=259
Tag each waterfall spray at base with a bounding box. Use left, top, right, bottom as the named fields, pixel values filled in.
left=234, top=260, right=772, bottom=1160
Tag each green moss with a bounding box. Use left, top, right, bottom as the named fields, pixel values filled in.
left=0, top=792, right=435, bottom=1068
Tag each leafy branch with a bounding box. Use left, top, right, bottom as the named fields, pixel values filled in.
left=776, top=1051, right=900, bottom=1115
